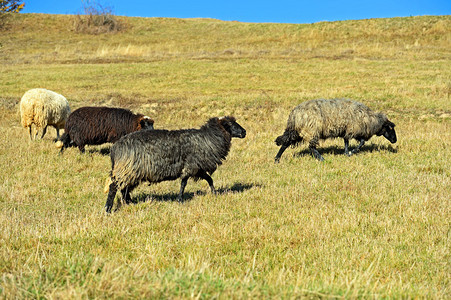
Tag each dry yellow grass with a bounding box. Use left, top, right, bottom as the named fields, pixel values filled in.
left=0, top=13, right=450, bottom=298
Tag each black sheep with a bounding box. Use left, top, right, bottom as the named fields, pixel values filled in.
left=57, top=106, right=154, bottom=153
left=105, top=116, right=246, bottom=213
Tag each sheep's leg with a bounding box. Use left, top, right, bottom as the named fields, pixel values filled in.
left=121, top=185, right=136, bottom=204
left=198, top=170, right=216, bottom=195
left=34, top=126, right=40, bottom=140
left=59, top=145, right=66, bottom=154
left=40, top=126, right=48, bottom=139
left=105, top=181, right=118, bottom=213
left=28, top=126, right=33, bottom=140
left=177, top=177, right=189, bottom=202
left=344, top=138, right=350, bottom=156
left=350, top=139, right=365, bottom=155
left=78, top=145, right=85, bottom=153
left=54, top=127, right=60, bottom=142
left=274, top=143, right=290, bottom=163
left=309, top=145, right=325, bottom=161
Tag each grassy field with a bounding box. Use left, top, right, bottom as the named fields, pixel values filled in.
left=0, top=13, right=450, bottom=298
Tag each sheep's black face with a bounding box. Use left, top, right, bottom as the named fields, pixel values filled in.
left=220, top=117, right=246, bottom=138
left=377, top=121, right=397, bottom=143
left=140, top=117, right=154, bottom=130
left=384, top=127, right=397, bottom=143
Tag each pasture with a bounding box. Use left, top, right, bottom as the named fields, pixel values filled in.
left=0, top=14, right=450, bottom=298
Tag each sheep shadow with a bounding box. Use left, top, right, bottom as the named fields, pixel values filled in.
left=216, top=182, right=258, bottom=194
left=87, top=146, right=111, bottom=156
left=359, top=144, right=397, bottom=154
left=129, top=182, right=257, bottom=204
left=293, top=143, right=397, bottom=158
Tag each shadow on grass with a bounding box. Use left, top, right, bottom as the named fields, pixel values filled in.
left=87, top=146, right=111, bottom=156
left=127, top=182, right=258, bottom=204
left=293, top=143, right=397, bottom=159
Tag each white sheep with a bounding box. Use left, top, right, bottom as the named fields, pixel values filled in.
left=19, top=88, right=71, bottom=140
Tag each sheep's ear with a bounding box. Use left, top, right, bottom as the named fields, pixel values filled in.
left=387, top=120, right=395, bottom=128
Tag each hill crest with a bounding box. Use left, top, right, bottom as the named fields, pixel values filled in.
left=1, top=13, right=450, bottom=64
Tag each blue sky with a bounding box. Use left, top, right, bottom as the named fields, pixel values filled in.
left=23, top=0, right=450, bottom=24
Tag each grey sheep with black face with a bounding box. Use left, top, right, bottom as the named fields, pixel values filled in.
left=275, top=98, right=397, bottom=162
left=105, top=116, right=246, bottom=213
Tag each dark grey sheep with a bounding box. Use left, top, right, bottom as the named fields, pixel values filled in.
left=105, top=116, right=246, bottom=213
left=275, top=98, right=397, bottom=162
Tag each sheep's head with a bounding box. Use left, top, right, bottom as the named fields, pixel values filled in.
left=139, top=116, right=154, bottom=130
left=377, top=120, right=397, bottom=143
left=219, top=116, right=246, bottom=138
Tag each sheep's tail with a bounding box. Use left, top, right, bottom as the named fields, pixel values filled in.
left=104, top=177, right=112, bottom=193
left=275, top=129, right=302, bottom=147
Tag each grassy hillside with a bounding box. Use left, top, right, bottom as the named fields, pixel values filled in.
left=0, top=13, right=450, bottom=298
left=1, top=13, right=450, bottom=64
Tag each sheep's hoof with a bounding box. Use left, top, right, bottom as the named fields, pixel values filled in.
left=314, top=155, right=325, bottom=161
